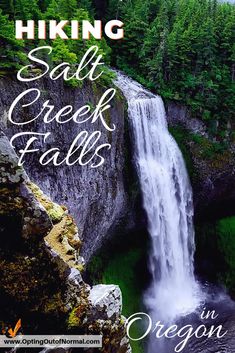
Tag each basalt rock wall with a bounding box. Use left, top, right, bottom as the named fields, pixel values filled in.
left=0, top=76, right=129, bottom=261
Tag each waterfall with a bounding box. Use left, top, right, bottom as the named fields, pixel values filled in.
left=114, top=72, right=201, bottom=322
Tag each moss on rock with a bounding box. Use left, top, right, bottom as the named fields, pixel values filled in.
left=0, top=133, right=130, bottom=352
left=27, top=182, right=65, bottom=224
left=195, top=216, right=235, bottom=297
left=169, top=127, right=198, bottom=183
left=217, top=216, right=235, bottom=293
left=45, top=214, right=82, bottom=270
left=67, top=307, right=82, bottom=328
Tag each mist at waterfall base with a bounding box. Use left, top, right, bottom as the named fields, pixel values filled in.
left=115, top=72, right=235, bottom=353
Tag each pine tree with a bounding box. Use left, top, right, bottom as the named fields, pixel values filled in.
left=51, top=38, right=77, bottom=63
left=0, top=9, right=26, bottom=70
left=38, top=0, right=51, bottom=12
left=58, top=0, right=78, bottom=19
left=0, top=0, right=15, bottom=19
left=14, top=0, right=41, bottom=20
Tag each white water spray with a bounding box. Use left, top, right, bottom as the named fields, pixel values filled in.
left=115, top=72, right=201, bottom=323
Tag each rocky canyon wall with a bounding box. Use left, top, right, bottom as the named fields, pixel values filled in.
left=0, top=77, right=129, bottom=261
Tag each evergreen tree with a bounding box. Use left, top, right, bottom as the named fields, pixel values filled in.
left=0, top=0, right=234, bottom=129
left=107, top=0, right=235, bottom=129
left=0, top=0, right=15, bottom=19
left=14, top=0, right=41, bottom=20
left=0, top=9, right=26, bottom=70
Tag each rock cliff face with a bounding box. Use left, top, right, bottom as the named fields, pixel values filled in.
left=1, top=73, right=234, bottom=303
left=0, top=132, right=131, bottom=353
left=166, top=101, right=235, bottom=219
left=0, top=76, right=128, bottom=261
left=166, top=101, right=206, bottom=135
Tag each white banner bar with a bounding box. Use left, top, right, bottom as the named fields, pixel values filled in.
left=0, top=335, right=102, bottom=348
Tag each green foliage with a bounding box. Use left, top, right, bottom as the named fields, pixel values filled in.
left=169, top=126, right=231, bottom=185
left=108, top=0, right=235, bottom=130
left=217, top=217, right=235, bottom=290
left=87, top=255, right=103, bottom=283
left=0, top=9, right=27, bottom=70
left=95, top=66, right=116, bottom=87
left=103, top=249, right=142, bottom=317
left=0, top=0, right=111, bottom=77
left=14, top=0, right=42, bottom=20
left=51, top=38, right=77, bottom=64
left=43, top=1, right=111, bottom=65
left=195, top=216, right=235, bottom=295
left=169, top=126, right=198, bottom=182
left=67, top=306, right=81, bottom=328
left=190, top=133, right=227, bottom=159
left=0, top=0, right=41, bottom=20
left=86, top=227, right=149, bottom=353
left=87, top=247, right=145, bottom=316
left=102, top=249, right=145, bottom=353
left=0, top=0, right=15, bottom=19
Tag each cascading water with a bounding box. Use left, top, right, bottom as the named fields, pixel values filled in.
left=115, top=72, right=201, bottom=323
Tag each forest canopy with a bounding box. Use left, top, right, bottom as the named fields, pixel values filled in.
left=0, top=0, right=234, bottom=132
left=107, top=0, right=235, bottom=131
left=0, top=0, right=110, bottom=71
